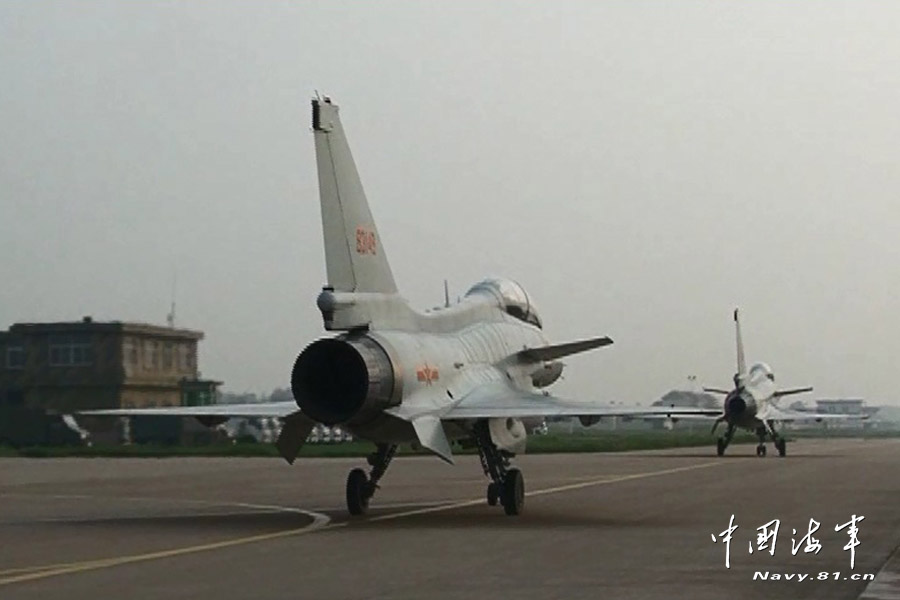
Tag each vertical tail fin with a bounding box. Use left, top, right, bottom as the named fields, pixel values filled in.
left=312, top=98, right=398, bottom=294
left=734, top=308, right=747, bottom=378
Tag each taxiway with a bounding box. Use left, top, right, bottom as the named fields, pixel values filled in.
left=2, top=438, right=899, bottom=600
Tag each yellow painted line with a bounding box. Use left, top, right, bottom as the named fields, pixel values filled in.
left=367, top=460, right=724, bottom=522
left=526, top=460, right=722, bottom=497
left=0, top=561, right=95, bottom=577
left=0, top=459, right=723, bottom=585
left=0, top=510, right=334, bottom=587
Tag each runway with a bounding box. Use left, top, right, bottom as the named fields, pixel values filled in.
left=2, top=438, right=900, bottom=600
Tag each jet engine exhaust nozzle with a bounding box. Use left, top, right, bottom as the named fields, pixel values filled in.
left=291, top=336, right=398, bottom=426
left=725, top=393, right=748, bottom=419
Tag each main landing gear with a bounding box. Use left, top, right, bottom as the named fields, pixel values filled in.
left=718, top=421, right=787, bottom=458
left=716, top=423, right=736, bottom=457
left=767, top=420, right=787, bottom=458
left=474, top=421, right=524, bottom=516
left=346, top=443, right=397, bottom=515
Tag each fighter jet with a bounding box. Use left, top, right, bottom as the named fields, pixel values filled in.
left=82, top=97, right=718, bottom=516
left=704, top=308, right=865, bottom=458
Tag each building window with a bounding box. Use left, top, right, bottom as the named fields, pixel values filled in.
left=48, top=335, right=93, bottom=367
left=144, top=340, right=158, bottom=371
left=163, top=342, right=173, bottom=370
left=177, top=344, right=194, bottom=372
left=6, top=345, right=25, bottom=369
left=4, top=389, right=24, bottom=407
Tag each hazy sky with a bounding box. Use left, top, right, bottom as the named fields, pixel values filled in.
left=2, top=2, right=898, bottom=404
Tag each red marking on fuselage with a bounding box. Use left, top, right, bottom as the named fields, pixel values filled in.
left=416, top=364, right=439, bottom=386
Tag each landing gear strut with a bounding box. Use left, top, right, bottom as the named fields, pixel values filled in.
left=487, top=482, right=499, bottom=506
left=717, top=424, right=736, bottom=457
left=767, top=419, right=787, bottom=457
left=474, top=421, right=524, bottom=516
left=755, top=425, right=768, bottom=457
left=346, top=443, right=397, bottom=516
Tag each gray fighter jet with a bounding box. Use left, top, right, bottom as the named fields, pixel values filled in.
left=83, top=98, right=719, bottom=516
left=704, top=309, right=866, bottom=458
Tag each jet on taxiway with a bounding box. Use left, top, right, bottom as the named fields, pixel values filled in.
left=704, top=309, right=866, bottom=458
left=82, top=97, right=719, bottom=516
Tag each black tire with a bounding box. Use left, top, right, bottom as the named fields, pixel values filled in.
left=487, top=482, right=499, bottom=506
left=776, top=439, right=786, bottom=457
left=716, top=438, right=726, bottom=457
left=756, top=444, right=766, bottom=457
left=501, top=468, right=525, bottom=516
left=346, top=468, right=370, bottom=516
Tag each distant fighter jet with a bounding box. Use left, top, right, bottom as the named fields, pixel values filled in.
left=704, top=308, right=865, bottom=458
left=83, top=97, right=718, bottom=516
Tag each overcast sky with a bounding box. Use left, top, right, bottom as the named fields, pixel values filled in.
left=2, top=2, right=898, bottom=404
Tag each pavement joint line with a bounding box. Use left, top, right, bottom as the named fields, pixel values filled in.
left=858, top=541, right=900, bottom=600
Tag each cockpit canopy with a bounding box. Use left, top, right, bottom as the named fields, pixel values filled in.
left=466, top=278, right=543, bottom=329
left=749, top=362, right=775, bottom=382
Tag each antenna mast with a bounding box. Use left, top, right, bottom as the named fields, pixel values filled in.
left=166, top=270, right=177, bottom=328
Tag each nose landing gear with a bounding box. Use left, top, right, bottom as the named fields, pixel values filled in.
left=752, top=420, right=787, bottom=458
left=474, top=421, right=525, bottom=516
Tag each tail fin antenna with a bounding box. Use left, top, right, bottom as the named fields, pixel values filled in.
left=734, top=308, right=747, bottom=378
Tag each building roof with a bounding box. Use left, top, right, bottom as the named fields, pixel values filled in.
left=816, top=398, right=865, bottom=405
left=6, top=317, right=204, bottom=340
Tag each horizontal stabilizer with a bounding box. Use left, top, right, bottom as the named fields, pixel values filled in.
left=703, top=387, right=732, bottom=395
left=518, top=336, right=613, bottom=362
left=773, top=386, right=813, bottom=398
left=412, top=416, right=454, bottom=464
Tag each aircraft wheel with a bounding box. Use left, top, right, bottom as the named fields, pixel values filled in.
left=776, top=438, right=786, bottom=457
left=716, top=438, right=726, bottom=457
left=756, top=444, right=767, bottom=458
left=487, top=482, right=499, bottom=506
left=501, top=468, right=525, bottom=516
left=346, top=468, right=370, bottom=516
